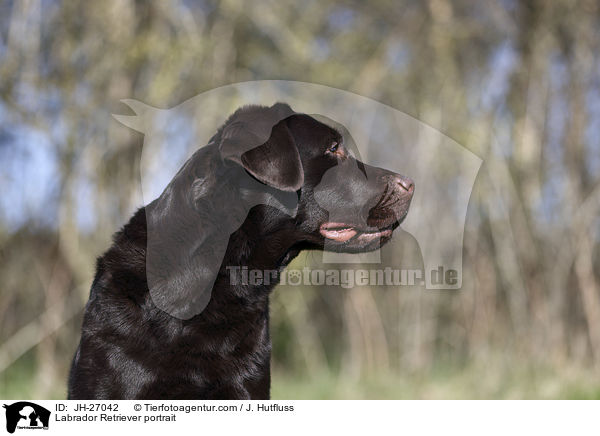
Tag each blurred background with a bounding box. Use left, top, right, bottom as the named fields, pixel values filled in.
left=2, top=0, right=600, bottom=399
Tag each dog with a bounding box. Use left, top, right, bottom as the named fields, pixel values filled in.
left=68, top=103, right=414, bottom=399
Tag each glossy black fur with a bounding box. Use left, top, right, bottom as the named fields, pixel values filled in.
left=68, top=104, right=413, bottom=399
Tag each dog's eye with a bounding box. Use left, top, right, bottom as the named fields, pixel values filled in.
left=328, top=141, right=339, bottom=153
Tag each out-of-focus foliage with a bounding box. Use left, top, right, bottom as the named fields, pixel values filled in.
left=1, top=0, right=600, bottom=399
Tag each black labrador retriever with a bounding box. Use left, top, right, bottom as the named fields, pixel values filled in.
left=68, top=103, right=414, bottom=399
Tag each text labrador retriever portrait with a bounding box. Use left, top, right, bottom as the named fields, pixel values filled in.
left=68, top=103, right=414, bottom=400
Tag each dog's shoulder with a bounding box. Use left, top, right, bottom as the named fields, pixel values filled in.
left=89, top=208, right=148, bottom=298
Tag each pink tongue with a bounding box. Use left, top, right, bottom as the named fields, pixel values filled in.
left=320, top=227, right=357, bottom=242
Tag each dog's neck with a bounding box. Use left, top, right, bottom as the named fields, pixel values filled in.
left=217, top=206, right=301, bottom=299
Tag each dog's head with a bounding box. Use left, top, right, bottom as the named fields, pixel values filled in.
left=146, top=102, right=414, bottom=318
left=218, top=103, right=414, bottom=253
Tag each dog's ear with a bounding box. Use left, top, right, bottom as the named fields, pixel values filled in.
left=239, top=119, right=304, bottom=192
left=219, top=105, right=304, bottom=192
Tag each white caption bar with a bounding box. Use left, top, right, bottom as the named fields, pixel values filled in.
left=0, top=400, right=597, bottom=436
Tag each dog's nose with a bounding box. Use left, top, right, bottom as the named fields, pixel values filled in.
left=394, top=175, right=414, bottom=193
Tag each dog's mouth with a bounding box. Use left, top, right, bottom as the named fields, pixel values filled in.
left=319, top=222, right=396, bottom=244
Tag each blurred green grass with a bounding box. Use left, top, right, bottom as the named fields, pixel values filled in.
left=0, top=352, right=67, bottom=400
left=4, top=351, right=600, bottom=399
left=271, top=366, right=600, bottom=400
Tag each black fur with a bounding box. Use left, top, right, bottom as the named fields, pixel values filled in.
left=68, top=103, right=414, bottom=399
